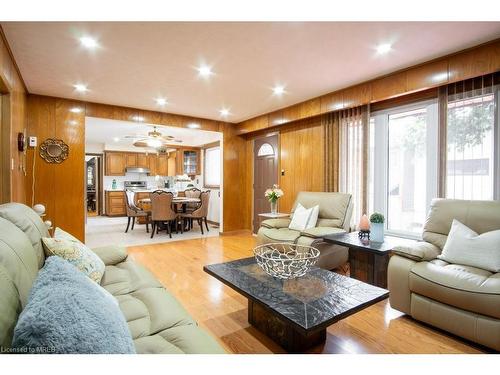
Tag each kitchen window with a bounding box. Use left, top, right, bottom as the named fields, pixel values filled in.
left=369, top=100, right=439, bottom=238
left=204, top=146, right=221, bottom=188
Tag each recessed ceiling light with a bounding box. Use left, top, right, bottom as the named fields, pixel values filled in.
left=113, top=137, right=120, bottom=142
left=272, top=85, right=286, bottom=96
left=79, top=36, right=99, bottom=50
left=70, top=107, right=82, bottom=113
left=73, top=84, right=88, bottom=93
left=219, top=108, right=230, bottom=117
left=187, top=123, right=201, bottom=129
left=155, top=98, right=168, bottom=106
left=132, top=115, right=144, bottom=122
left=376, top=43, right=392, bottom=55
left=197, top=65, right=213, bottom=77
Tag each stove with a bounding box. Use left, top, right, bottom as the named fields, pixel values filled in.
left=124, top=181, right=148, bottom=190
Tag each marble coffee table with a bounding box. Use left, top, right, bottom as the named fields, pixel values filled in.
left=204, top=257, right=388, bottom=352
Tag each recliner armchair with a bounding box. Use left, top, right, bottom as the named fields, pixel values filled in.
left=257, top=192, right=353, bottom=270
left=388, top=198, right=500, bottom=351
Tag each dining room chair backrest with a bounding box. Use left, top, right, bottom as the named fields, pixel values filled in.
left=191, top=190, right=210, bottom=218
left=125, top=190, right=139, bottom=216
left=150, top=190, right=176, bottom=221
left=184, top=188, right=202, bottom=199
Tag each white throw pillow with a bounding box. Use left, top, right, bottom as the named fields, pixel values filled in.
left=305, top=205, right=319, bottom=229
left=438, top=219, right=500, bottom=272
left=289, top=204, right=318, bottom=231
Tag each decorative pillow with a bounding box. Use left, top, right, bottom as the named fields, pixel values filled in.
left=42, top=237, right=105, bottom=283
left=306, top=205, right=319, bottom=229
left=289, top=204, right=314, bottom=231
left=438, top=219, right=500, bottom=272
left=54, top=227, right=81, bottom=243
left=12, top=256, right=135, bottom=354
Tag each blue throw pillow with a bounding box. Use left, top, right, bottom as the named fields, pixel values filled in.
left=12, top=256, right=135, bottom=354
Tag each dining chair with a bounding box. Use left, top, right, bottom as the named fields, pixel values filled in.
left=180, top=190, right=210, bottom=235
left=125, top=190, right=150, bottom=233
left=183, top=187, right=202, bottom=228
left=149, top=190, right=178, bottom=239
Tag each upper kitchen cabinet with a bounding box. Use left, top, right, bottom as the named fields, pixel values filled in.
left=136, top=153, right=148, bottom=168
left=148, top=153, right=158, bottom=175
left=125, top=153, right=137, bottom=168
left=177, top=148, right=201, bottom=176
left=168, top=151, right=177, bottom=176
left=105, top=152, right=126, bottom=176
left=157, top=154, right=169, bottom=176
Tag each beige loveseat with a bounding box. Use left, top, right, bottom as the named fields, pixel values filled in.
left=388, top=198, right=500, bottom=351
left=257, top=192, right=353, bottom=270
left=0, top=203, right=225, bottom=353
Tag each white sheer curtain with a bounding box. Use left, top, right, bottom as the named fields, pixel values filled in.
left=339, top=106, right=369, bottom=229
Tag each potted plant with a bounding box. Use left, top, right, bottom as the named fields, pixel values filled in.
left=369, top=212, right=385, bottom=242
left=264, top=184, right=284, bottom=214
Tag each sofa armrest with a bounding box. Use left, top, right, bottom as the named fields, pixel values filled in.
left=392, top=241, right=441, bottom=261
left=91, top=245, right=128, bottom=266
left=261, top=218, right=291, bottom=229
left=300, top=227, right=346, bottom=239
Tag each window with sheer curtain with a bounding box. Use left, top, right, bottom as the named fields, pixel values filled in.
left=446, top=76, right=498, bottom=201
left=204, top=146, right=220, bottom=188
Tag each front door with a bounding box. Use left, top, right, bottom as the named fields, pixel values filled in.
left=253, top=134, right=279, bottom=233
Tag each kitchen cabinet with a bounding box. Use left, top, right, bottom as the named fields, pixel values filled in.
left=105, top=152, right=126, bottom=176
left=126, top=153, right=137, bottom=168
left=105, top=191, right=126, bottom=216
left=137, top=153, right=148, bottom=168
left=177, top=148, right=201, bottom=176
left=157, top=154, right=169, bottom=176
left=148, top=153, right=158, bottom=175
left=168, top=151, right=177, bottom=176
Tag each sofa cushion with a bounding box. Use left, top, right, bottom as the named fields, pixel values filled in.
left=101, top=259, right=162, bottom=296
left=257, top=227, right=301, bottom=243
left=392, top=241, right=441, bottom=261
left=261, top=218, right=291, bottom=229
left=409, top=260, right=500, bottom=319
left=423, top=198, right=500, bottom=250
left=300, top=227, right=345, bottom=239
left=291, top=192, right=352, bottom=229
left=0, top=203, right=48, bottom=268
left=42, top=237, right=105, bottom=283
left=438, top=219, right=500, bottom=272
left=91, top=245, right=128, bottom=266
left=12, top=257, right=135, bottom=354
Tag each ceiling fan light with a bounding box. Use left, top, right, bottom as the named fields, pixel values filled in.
left=146, top=139, right=162, bottom=148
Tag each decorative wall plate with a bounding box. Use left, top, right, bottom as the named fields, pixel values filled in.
left=39, top=138, right=69, bottom=164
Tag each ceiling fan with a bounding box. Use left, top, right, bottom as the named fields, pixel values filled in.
left=122, top=126, right=182, bottom=148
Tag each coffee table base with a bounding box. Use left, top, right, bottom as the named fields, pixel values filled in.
left=349, top=248, right=390, bottom=288
left=248, top=300, right=326, bottom=353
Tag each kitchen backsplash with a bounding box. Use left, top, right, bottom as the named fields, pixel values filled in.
left=104, top=174, right=202, bottom=190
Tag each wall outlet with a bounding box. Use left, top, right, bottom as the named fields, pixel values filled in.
left=29, top=136, right=37, bottom=147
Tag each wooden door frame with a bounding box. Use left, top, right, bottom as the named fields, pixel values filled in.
left=0, top=89, right=11, bottom=204
left=85, top=153, right=104, bottom=216
left=252, top=131, right=280, bottom=233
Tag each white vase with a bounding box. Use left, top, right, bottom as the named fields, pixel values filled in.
left=370, top=223, right=385, bottom=242
left=270, top=200, right=278, bottom=214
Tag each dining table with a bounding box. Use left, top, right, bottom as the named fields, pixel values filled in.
left=136, top=196, right=201, bottom=232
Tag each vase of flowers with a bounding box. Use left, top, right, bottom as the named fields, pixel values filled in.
left=369, top=212, right=385, bottom=242
left=265, top=184, right=284, bottom=214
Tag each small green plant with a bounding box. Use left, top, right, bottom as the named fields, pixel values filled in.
left=370, top=212, right=385, bottom=224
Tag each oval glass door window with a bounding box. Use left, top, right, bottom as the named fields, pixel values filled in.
left=257, top=142, right=275, bottom=156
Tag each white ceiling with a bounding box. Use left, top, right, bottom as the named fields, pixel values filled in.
left=3, top=22, right=500, bottom=122
left=85, top=117, right=221, bottom=150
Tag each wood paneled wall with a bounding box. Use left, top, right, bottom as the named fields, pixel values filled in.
left=26, top=95, right=248, bottom=239
left=237, top=38, right=500, bottom=135
left=0, top=28, right=27, bottom=204
left=279, top=118, right=324, bottom=212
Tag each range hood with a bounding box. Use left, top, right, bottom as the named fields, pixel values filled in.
left=125, top=167, right=150, bottom=174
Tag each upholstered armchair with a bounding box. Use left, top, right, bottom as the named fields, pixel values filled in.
left=388, top=198, right=500, bottom=351
left=257, top=192, right=353, bottom=270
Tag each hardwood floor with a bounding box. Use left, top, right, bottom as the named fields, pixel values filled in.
left=127, top=233, right=488, bottom=354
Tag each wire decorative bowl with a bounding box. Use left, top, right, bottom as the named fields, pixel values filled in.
left=253, top=243, right=320, bottom=279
